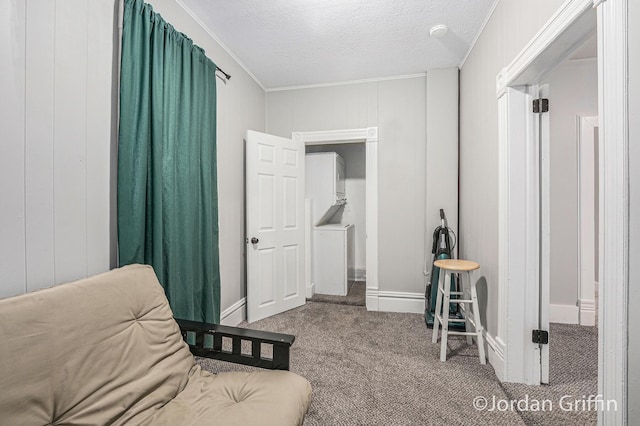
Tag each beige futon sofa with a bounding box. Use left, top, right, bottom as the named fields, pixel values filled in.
left=0, top=264, right=311, bottom=425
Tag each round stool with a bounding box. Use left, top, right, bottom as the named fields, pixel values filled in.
left=431, top=259, right=486, bottom=364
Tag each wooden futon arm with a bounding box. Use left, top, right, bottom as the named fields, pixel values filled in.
left=175, top=318, right=295, bottom=371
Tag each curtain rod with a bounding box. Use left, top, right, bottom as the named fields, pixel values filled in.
left=119, top=0, right=230, bottom=83
left=216, top=66, right=231, bottom=81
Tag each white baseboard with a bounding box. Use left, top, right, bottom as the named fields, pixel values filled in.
left=578, top=298, right=596, bottom=326
left=220, top=297, right=246, bottom=326
left=549, top=303, right=579, bottom=324
left=484, top=331, right=506, bottom=382
left=306, top=282, right=315, bottom=299
left=366, top=289, right=424, bottom=314
left=366, top=288, right=379, bottom=311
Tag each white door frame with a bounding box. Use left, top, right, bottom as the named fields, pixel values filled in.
left=538, top=83, right=551, bottom=384
left=292, top=128, right=379, bottom=311
left=578, top=115, right=599, bottom=326
left=495, top=0, right=627, bottom=423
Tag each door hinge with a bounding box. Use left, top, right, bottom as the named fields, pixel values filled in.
left=532, top=329, right=549, bottom=344
left=533, top=98, right=549, bottom=113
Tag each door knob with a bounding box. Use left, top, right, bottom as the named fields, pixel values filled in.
left=251, top=237, right=259, bottom=244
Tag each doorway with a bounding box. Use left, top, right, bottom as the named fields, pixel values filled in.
left=540, top=34, right=599, bottom=329
left=245, top=128, right=379, bottom=323
left=292, top=128, right=380, bottom=311
left=305, top=143, right=366, bottom=306
left=495, top=0, right=628, bottom=422
left=538, top=32, right=599, bottom=388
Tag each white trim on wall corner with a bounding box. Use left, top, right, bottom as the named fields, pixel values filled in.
left=549, top=304, right=580, bottom=324
left=366, top=288, right=379, bottom=311
left=176, top=0, right=267, bottom=91
left=484, top=331, right=507, bottom=382
left=458, top=0, right=501, bottom=69
left=597, top=2, right=629, bottom=423
left=305, top=198, right=314, bottom=299
left=306, top=282, right=315, bottom=299
left=220, top=297, right=246, bottom=326
left=579, top=299, right=596, bottom=326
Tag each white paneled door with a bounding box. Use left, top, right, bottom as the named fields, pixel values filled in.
left=246, top=131, right=306, bottom=323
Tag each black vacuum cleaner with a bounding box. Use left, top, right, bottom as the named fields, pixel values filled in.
left=424, top=209, right=464, bottom=329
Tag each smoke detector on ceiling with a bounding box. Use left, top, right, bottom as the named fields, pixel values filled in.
left=430, top=24, right=448, bottom=39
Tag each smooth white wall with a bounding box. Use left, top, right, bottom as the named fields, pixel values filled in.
left=267, top=77, right=429, bottom=295
left=0, top=0, right=265, bottom=319
left=628, top=0, right=640, bottom=417
left=148, top=0, right=266, bottom=318
left=306, top=143, right=366, bottom=278
left=459, top=0, right=566, bottom=340
left=543, top=58, right=598, bottom=314
left=0, top=0, right=117, bottom=297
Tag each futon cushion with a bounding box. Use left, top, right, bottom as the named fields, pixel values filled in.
left=138, top=366, right=312, bottom=426
left=0, top=264, right=312, bottom=425
left=0, top=264, right=194, bottom=425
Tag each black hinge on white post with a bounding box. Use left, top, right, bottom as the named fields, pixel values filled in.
left=533, top=98, right=549, bottom=113
left=532, top=329, right=549, bottom=344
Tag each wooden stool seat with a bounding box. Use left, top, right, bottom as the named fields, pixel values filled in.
left=434, top=259, right=480, bottom=271
left=431, top=258, right=486, bottom=364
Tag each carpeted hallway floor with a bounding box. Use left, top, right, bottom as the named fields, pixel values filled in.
left=196, top=302, right=597, bottom=425
left=308, top=281, right=366, bottom=306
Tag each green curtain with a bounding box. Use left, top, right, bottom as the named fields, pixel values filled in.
left=117, top=0, right=220, bottom=323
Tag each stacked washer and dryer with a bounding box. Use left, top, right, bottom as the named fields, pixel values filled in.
left=305, top=152, right=355, bottom=296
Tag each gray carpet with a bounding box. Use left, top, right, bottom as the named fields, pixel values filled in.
left=308, top=281, right=366, bottom=306
left=196, top=303, right=597, bottom=425
left=501, top=322, right=598, bottom=425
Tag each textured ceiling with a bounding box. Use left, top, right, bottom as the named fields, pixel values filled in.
left=179, top=0, right=495, bottom=89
